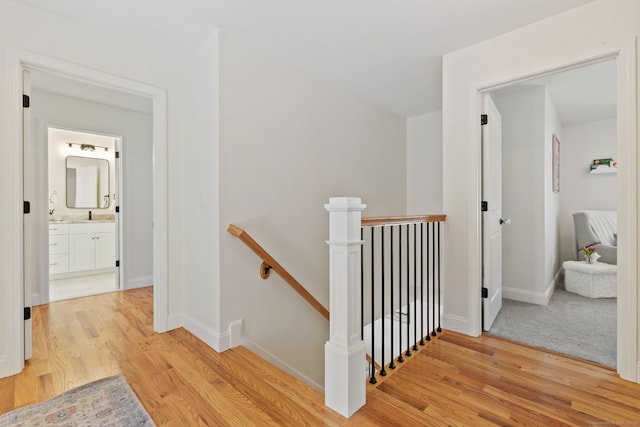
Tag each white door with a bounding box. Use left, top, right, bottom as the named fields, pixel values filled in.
left=22, top=70, right=33, bottom=360
left=114, top=140, right=121, bottom=290
left=95, top=232, right=116, bottom=269
left=482, top=94, right=504, bottom=331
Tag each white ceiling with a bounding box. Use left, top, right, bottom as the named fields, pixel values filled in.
left=17, top=0, right=598, bottom=118
left=30, top=70, right=153, bottom=114
left=491, top=59, right=617, bottom=125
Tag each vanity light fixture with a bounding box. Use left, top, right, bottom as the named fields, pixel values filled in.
left=67, top=142, right=111, bottom=152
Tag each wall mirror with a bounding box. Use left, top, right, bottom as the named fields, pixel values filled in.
left=66, top=156, right=110, bottom=208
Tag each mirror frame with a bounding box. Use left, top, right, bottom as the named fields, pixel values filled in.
left=65, top=155, right=110, bottom=208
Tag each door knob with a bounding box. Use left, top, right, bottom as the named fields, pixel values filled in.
left=500, top=218, right=511, bottom=225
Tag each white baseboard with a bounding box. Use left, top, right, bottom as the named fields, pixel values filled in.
left=240, top=336, right=324, bottom=392
left=125, top=276, right=153, bottom=290
left=503, top=271, right=558, bottom=306
left=166, top=314, right=243, bottom=354
left=502, top=286, right=554, bottom=305
left=441, top=313, right=478, bottom=337
left=167, top=312, right=185, bottom=331
left=503, top=286, right=551, bottom=305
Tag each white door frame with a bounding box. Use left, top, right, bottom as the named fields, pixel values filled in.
left=3, top=47, right=169, bottom=376
left=469, top=39, right=637, bottom=381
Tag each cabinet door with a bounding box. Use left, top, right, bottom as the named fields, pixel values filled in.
left=95, top=233, right=116, bottom=269
left=69, top=234, right=96, bottom=272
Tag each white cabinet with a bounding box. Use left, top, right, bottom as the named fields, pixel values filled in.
left=49, top=223, right=69, bottom=275
left=68, top=223, right=116, bottom=273
left=95, top=233, right=116, bottom=269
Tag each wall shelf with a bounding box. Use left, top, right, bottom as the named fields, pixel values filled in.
left=590, top=165, right=617, bottom=174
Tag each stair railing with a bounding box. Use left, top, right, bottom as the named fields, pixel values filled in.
left=324, top=197, right=446, bottom=418
left=360, top=214, right=446, bottom=386
left=228, top=224, right=329, bottom=320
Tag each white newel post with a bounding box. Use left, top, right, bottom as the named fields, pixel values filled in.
left=324, top=197, right=366, bottom=418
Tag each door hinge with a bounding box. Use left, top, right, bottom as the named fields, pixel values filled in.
left=24, top=307, right=31, bottom=320
left=115, top=206, right=120, bottom=213
left=482, top=287, right=488, bottom=298
left=115, top=151, right=120, bottom=159
left=23, top=94, right=30, bottom=108
left=481, top=114, right=488, bottom=125
left=481, top=201, right=488, bottom=212
left=23, top=201, right=30, bottom=214
left=116, top=260, right=120, bottom=268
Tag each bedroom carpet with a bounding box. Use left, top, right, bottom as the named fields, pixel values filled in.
left=488, top=282, right=616, bottom=368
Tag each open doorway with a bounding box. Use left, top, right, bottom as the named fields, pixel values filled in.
left=47, top=127, right=120, bottom=302
left=482, top=59, right=618, bottom=367
left=4, top=47, right=169, bottom=377
left=25, top=68, right=155, bottom=307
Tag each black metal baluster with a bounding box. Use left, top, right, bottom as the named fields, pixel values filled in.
left=380, top=227, right=387, bottom=376
left=437, top=221, right=442, bottom=333
left=420, top=222, right=425, bottom=346
left=361, top=227, right=364, bottom=341
left=389, top=226, right=396, bottom=370
left=431, top=222, right=437, bottom=337
left=412, top=224, right=418, bottom=351
left=405, top=224, right=411, bottom=358
left=426, top=222, right=431, bottom=342
left=370, top=228, right=376, bottom=384
left=397, top=226, right=404, bottom=363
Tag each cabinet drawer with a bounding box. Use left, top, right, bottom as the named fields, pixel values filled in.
left=49, top=235, right=68, bottom=255
left=49, top=253, right=69, bottom=274
left=69, top=222, right=115, bottom=234
left=48, top=223, right=69, bottom=235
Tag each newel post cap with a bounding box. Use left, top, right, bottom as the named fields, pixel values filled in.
left=324, top=197, right=366, bottom=212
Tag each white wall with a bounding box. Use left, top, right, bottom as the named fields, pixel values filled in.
left=170, top=30, right=223, bottom=342
left=559, top=118, right=617, bottom=262
left=442, top=0, right=639, bottom=381
left=494, top=87, right=548, bottom=302
left=544, top=90, right=562, bottom=293
left=218, top=32, right=406, bottom=389
left=31, top=90, right=154, bottom=295
left=407, top=111, right=443, bottom=214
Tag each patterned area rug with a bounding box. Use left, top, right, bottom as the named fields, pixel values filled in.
left=0, top=375, right=155, bottom=426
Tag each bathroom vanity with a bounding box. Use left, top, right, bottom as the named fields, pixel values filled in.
left=49, top=221, right=116, bottom=278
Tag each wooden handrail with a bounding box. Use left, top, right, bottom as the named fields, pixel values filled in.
left=228, top=224, right=330, bottom=320
left=361, top=214, right=446, bottom=227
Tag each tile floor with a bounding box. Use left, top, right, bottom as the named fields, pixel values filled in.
left=49, top=272, right=118, bottom=302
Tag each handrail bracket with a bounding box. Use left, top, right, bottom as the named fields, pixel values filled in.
left=260, top=261, right=272, bottom=279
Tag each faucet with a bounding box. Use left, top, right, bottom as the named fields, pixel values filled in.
left=88, top=210, right=92, bottom=220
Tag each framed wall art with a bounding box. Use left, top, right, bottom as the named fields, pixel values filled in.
left=552, top=134, right=560, bottom=193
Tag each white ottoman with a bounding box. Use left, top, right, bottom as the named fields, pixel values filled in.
left=563, top=260, right=617, bottom=298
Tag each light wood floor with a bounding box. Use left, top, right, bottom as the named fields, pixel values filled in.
left=2, top=287, right=640, bottom=426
